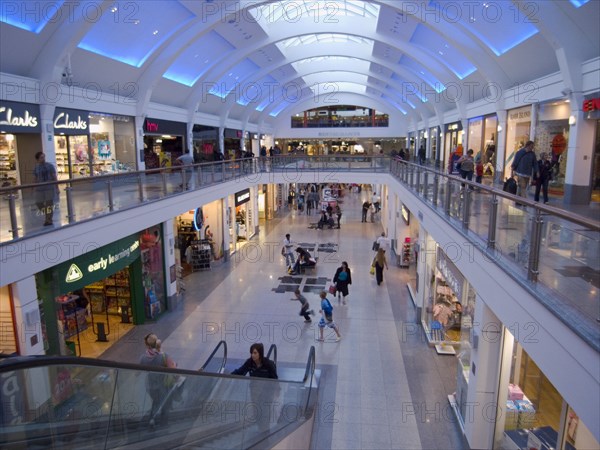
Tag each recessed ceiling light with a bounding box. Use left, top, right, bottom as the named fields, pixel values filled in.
left=110, top=6, right=117, bottom=13
left=133, top=20, right=140, bottom=25
left=153, top=30, right=159, bottom=35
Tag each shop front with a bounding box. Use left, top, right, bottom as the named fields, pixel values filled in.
left=224, top=128, right=243, bottom=159
left=429, top=126, right=439, bottom=167
left=143, top=117, right=186, bottom=169
left=53, top=108, right=92, bottom=180
left=0, top=100, right=42, bottom=186
left=467, top=114, right=497, bottom=180
left=193, top=124, right=218, bottom=162
left=535, top=100, right=572, bottom=199
left=584, top=95, right=600, bottom=201
left=496, top=330, right=599, bottom=450
left=444, top=122, right=464, bottom=174
left=421, top=244, right=477, bottom=353
left=503, top=106, right=532, bottom=181
left=175, top=200, right=224, bottom=275
left=36, top=229, right=166, bottom=358
left=229, top=188, right=255, bottom=253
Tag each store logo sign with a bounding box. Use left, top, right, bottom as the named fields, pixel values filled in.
left=146, top=120, right=159, bottom=132
left=0, top=107, right=38, bottom=128
left=54, top=112, right=87, bottom=130
left=583, top=98, right=600, bottom=112
left=65, top=264, right=83, bottom=283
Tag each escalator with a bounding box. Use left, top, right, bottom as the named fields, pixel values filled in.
left=0, top=346, right=317, bottom=449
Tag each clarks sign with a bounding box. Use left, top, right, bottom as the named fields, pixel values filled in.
left=54, top=112, right=87, bottom=130
left=0, top=101, right=41, bottom=132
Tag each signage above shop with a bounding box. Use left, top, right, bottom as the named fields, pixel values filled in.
left=53, top=108, right=89, bottom=135
left=54, top=233, right=141, bottom=292
left=582, top=98, right=600, bottom=112
left=235, top=188, right=251, bottom=206
left=224, top=128, right=243, bottom=139
left=0, top=101, right=41, bottom=133
left=144, top=118, right=186, bottom=135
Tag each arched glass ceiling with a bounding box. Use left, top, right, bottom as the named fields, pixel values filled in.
left=428, top=1, right=538, bottom=57
left=251, top=0, right=380, bottom=24
left=292, top=56, right=371, bottom=73
left=279, top=33, right=374, bottom=48
left=0, top=0, right=63, bottom=33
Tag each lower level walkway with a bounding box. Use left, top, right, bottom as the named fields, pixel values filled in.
left=100, top=187, right=468, bottom=449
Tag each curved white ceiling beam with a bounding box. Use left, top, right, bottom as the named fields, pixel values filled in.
left=227, top=64, right=431, bottom=125
left=29, top=0, right=113, bottom=84
left=214, top=45, right=437, bottom=118
left=186, top=21, right=455, bottom=113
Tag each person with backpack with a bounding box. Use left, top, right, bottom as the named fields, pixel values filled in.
left=456, top=149, right=475, bottom=188
left=316, top=291, right=341, bottom=342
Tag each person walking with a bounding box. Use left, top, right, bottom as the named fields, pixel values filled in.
left=361, top=200, right=371, bottom=222
left=291, top=288, right=315, bottom=322
left=316, top=291, right=342, bottom=342
left=372, top=248, right=388, bottom=286
left=333, top=261, right=352, bottom=305
left=371, top=191, right=381, bottom=212
left=175, top=151, right=194, bottom=190
left=282, top=233, right=295, bottom=271
left=457, top=149, right=475, bottom=188
left=534, top=152, right=553, bottom=204
left=33, top=151, right=59, bottom=226
left=335, top=204, right=342, bottom=228
left=139, top=333, right=177, bottom=428
left=418, top=145, right=426, bottom=165
left=511, top=141, right=539, bottom=199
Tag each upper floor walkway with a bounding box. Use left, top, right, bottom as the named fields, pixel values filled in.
left=1, top=156, right=599, bottom=353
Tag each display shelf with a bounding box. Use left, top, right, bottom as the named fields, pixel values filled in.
left=190, top=239, right=211, bottom=271
left=398, top=238, right=413, bottom=268
left=0, top=136, right=18, bottom=186
left=56, top=295, right=88, bottom=339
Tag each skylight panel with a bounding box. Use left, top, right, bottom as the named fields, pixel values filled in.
left=292, top=56, right=370, bottom=73
left=279, top=33, right=373, bottom=49
left=163, top=31, right=235, bottom=87
left=399, top=56, right=446, bottom=94
left=269, top=101, right=290, bottom=117
left=569, top=0, right=590, bottom=7
left=78, top=2, right=194, bottom=67
left=0, top=0, right=64, bottom=33
left=208, top=59, right=260, bottom=98
left=250, top=0, right=379, bottom=24
left=309, top=82, right=367, bottom=96
left=428, top=1, right=538, bottom=57
left=410, top=24, right=476, bottom=80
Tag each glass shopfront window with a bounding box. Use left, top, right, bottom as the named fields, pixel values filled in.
left=499, top=334, right=599, bottom=450
left=89, top=113, right=136, bottom=174
left=535, top=100, right=571, bottom=198
left=140, top=225, right=166, bottom=320
left=504, top=106, right=532, bottom=180
left=483, top=116, right=498, bottom=179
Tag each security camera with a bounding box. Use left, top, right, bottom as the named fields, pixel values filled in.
left=561, top=88, right=572, bottom=97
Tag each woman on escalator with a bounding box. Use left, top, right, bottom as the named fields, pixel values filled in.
left=231, top=343, right=278, bottom=379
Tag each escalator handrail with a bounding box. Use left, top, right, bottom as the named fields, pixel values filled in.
left=266, top=343, right=277, bottom=366
left=302, top=345, right=316, bottom=384
left=199, top=340, right=228, bottom=373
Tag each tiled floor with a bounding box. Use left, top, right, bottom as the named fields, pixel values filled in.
left=99, top=188, right=468, bottom=449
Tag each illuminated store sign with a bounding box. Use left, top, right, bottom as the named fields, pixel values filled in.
left=235, top=188, right=251, bottom=206
left=53, top=108, right=89, bottom=134
left=0, top=101, right=41, bottom=132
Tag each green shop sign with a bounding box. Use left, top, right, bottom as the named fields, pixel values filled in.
left=55, top=234, right=141, bottom=292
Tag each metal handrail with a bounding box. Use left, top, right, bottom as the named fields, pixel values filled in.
left=199, top=340, right=228, bottom=373
left=266, top=343, right=277, bottom=366
left=302, top=345, right=316, bottom=384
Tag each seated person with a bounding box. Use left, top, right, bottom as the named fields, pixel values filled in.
left=317, top=211, right=329, bottom=229
left=289, top=247, right=316, bottom=274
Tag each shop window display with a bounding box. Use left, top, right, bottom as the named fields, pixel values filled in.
left=141, top=227, right=166, bottom=319
left=500, top=340, right=599, bottom=450
left=0, top=134, right=18, bottom=186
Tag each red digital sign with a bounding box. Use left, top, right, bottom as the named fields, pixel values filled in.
left=582, top=98, right=600, bottom=112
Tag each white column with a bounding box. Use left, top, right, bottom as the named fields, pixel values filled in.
left=162, top=219, right=179, bottom=308
left=135, top=115, right=146, bottom=170
left=463, top=299, right=503, bottom=449
left=222, top=197, right=230, bottom=260
left=563, top=108, right=595, bottom=204
left=11, top=276, right=45, bottom=355
left=495, top=110, right=507, bottom=183
left=39, top=104, right=56, bottom=164
left=218, top=127, right=225, bottom=156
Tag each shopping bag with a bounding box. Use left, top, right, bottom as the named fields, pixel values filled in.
left=328, top=284, right=337, bottom=295
left=369, top=265, right=375, bottom=275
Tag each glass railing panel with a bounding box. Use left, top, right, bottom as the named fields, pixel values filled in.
left=536, top=219, right=600, bottom=324
left=493, top=197, right=531, bottom=279
left=0, top=185, right=60, bottom=240
left=68, top=177, right=111, bottom=223
left=0, top=364, right=119, bottom=449
left=1, top=361, right=312, bottom=449
left=467, top=190, right=494, bottom=244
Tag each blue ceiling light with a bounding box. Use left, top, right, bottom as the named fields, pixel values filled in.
left=163, top=31, right=235, bottom=87
left=78, top=2, right=194, bottom=67
left=428, top=0, right=538, bottom=57
left=0, top=0, right=64, bottom=33
left=410, top=25, right=477, bottom=80
left=269, top=101, right=290, bottom=117
left=569, top=0, right=590, bottom=7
